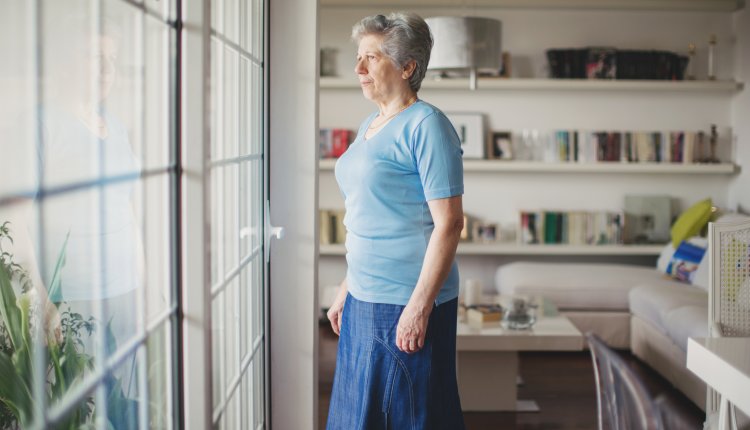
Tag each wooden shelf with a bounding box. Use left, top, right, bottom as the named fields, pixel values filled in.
left=319, top=159, right=739, bottom=175
left=320, top=243, right=664, bottom=256
left=321, top=0, right=742, bottom=11
left=320, top=77, right=744, bottom=93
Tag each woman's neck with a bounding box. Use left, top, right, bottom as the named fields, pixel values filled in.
left=376, top=91, right=418, bottom=117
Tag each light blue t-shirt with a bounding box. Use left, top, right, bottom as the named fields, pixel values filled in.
left=335, top=100, right=464, bottom=306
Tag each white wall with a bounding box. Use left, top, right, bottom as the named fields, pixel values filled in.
left=318, top=6, right=743, bottom=291
left=730, top=6, right=750, bottom=211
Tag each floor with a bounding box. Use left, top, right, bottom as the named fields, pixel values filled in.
left=318, top=321, right=705, bottom=429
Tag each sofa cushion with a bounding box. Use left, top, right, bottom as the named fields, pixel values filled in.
left=495, top=262, right=667, bottom=311
left=629, top=282, right=707, bottom=334
left=663, top=305, right=708, bottom=352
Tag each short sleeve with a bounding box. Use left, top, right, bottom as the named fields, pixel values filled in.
left=411, top=112, right=464, bottom=201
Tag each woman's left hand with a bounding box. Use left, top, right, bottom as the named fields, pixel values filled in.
left=396, top=302, right=431, bottom=354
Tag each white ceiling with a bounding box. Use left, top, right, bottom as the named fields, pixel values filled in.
left=320, top=0, right=743, bottom=12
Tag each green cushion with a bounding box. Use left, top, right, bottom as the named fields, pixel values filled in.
left=671, top=198, right=713, bottom=248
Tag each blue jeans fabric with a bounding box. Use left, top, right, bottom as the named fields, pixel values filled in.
left=327, top=294, right=465, bottom=430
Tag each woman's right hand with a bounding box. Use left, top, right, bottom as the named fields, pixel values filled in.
left=326, top=279, right=348, bottom=336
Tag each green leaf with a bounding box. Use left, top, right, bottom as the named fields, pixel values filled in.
left=0, top=264, right=22, bottom=350
left=13, top=294, right=34, bottom=396
left=0, top=351, right=34, bottom=425
left=47, top=231, right=70, bottom=306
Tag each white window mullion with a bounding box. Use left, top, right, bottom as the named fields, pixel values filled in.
left=181, top=0, right=213, bottom=429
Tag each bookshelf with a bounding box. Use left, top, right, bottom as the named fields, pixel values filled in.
left=320, top=77, right=744, bottom=93
left=317, top=4, right=747, bottom=291
left=320, top=243, right=664, bottom=256
left=319, top=159, right=739, bottom=174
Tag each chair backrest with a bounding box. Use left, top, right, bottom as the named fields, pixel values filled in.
left=586, top=333, right=663, bottom=430
left=706, top=219, right=750, bottom=414
left=708, top=219, right=750, bottom=337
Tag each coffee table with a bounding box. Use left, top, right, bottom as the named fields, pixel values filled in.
left=456, top=296, right=583, bottom=412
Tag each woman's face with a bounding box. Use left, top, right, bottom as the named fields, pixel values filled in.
left=355, top=34, right=407, bottom=104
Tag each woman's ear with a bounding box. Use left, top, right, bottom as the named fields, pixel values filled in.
left=402, top=60, right=417, bottom=80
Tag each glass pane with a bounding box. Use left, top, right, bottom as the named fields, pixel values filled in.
left=242, top=368, right=251, bottom=429
left=223, top=46, right=239, bottom=160
left=252, top=160, right=263, bottom=251
left=225, top=278, right=240, bottom=389
left=210, top=36, right=223, bottom=161
left=224, top=0, right=239, bottom=45
left=147, top=319, right=175, bottom=430
left=210, top=165, right=223, bottom=286
left=240, top=266, right=250, bottom=361
left=252, top=0, right=264, bottom=61
left=250, top=259, right=257, bottom=354
left=225, top=387, right=239, bottom=430
left=142, top=15, right=172, bottom=170
left=241, top=0, right=252, bottom=52
left=138, top=175, right=172, bottom=321
left=0, top=3, right=36, bottom=199
left=251, top=62, right=263, bottom=155
left=212, top=290, right=225, bottom=412
left=212, top=0, right=223, bottom=33
left=239, top=57, right=251, bottom=157
left=144, top=0, right=175, bottom=22
left=252, top=255, right=263, bottom=345
left=239, top=163, right=249, bottom=260
left=224, top=164, right=239, bottom=275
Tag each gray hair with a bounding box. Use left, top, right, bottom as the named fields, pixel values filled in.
left=351, top=12, right=433, bottom=93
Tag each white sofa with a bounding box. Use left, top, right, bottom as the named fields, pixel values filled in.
left=495, top=247, right=713, bottom=409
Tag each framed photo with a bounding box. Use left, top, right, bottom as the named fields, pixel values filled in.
left=445, top=112, right=485, bottom=159
left=487, top=131, right=514, bottom=160
left=472, top=222, right=498, bottom=243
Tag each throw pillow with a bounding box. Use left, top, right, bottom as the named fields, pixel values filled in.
left=656, top=242, right=675, bottom=274
left=671, top=198, right=713, bottom=248
left=667, top=239, right=707, bottom=284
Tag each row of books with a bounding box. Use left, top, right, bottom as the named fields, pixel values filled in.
left=520, top=211, right=624, bottom=245
left=547, top=130, right=711, bottom=163
left=319, top=210, right=346, bottom=245
left=319, top=128, right=354, bottom=159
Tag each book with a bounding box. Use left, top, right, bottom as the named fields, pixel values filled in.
left=466, top=304, right=503, bottom=328
left=319, top=210, right=333, bottom=245
left=586, top=47, right=617, bottom=80
left=331, top=210, right=347, bottom=244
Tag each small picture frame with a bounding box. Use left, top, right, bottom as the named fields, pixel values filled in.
left=487, top=131, right=514, bottom=160
left=472, top=222, right=498, bottom=243
left=445, top=112, right=486, bottom=159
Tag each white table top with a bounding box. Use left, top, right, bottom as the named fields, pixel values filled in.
left=687, top=337, right=750, bottom=415
left=457, top=297, right=583, bottom=352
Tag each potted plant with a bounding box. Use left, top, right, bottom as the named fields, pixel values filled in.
left=0, top=222, right=136, bottom=429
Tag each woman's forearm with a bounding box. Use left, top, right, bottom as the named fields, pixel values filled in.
left=409, top=224, right=461, bottom=311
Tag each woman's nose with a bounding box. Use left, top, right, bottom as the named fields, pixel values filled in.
left=354, top=58, right=366, bottom=75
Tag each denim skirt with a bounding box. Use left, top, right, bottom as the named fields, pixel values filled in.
left=326, top=294, right=465, bottom=430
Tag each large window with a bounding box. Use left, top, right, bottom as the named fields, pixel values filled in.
left=208, top=0, right=266, bottom=428
left=0, top=0, right=267, bottom=428
left=0, top=0, right=178, bottom=428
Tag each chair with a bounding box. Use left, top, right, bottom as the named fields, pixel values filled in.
left=706, top=220, right=750, bottom=430
left=587, top=332, right=665, bottom=430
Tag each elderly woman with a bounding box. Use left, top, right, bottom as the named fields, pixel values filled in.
left=326, top=12, right=466, bottom=430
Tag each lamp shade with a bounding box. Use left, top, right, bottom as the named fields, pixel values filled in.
left=425, top=16, right=502, bottom=72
